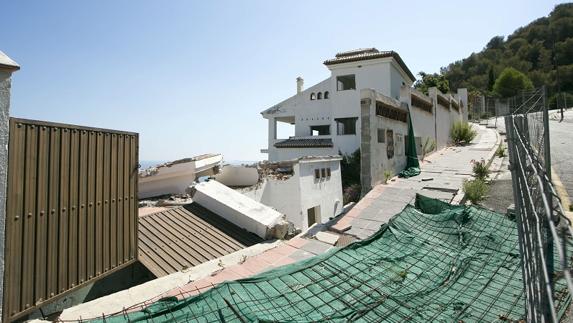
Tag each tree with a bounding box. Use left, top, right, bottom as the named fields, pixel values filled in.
left=414, top=72, right=450, bottom=95
left=487, top=67, right=495, bottom=91
left=493, top=67, right=534, bottom=97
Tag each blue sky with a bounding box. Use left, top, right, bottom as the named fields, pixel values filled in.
left=1, top=1, right=565, bottom=161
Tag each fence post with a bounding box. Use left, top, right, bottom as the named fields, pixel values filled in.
left=542, top=86, right=555, bottom=291
left=0, top=51, right=19, bottom=321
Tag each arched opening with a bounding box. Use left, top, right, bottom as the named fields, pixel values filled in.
left=310, top=92, right=316, bottom=100
left=324, top=91, right=330, bottom=99
left=317, top=92, right=323, bottom=100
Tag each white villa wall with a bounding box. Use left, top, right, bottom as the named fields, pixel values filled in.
left=429, top=88, right=453, bottom=150
left=400, top=86, right=435, bottom=156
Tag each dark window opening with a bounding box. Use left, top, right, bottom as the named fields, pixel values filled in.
left=335, top=118, right=357, bottom=135
left=310, top=92, right=316, bottom=100
left=327, top=168, right=331, bottom=177
left=336, top=75, right=356, bottom=91
left=310, top=125, right=330, bottom=136
left=324, top=91, right=330, bottom=99
left=378, top=128, right=385, bottom=143
left=314, top=169, right=320, bottom=179
left=317, top=92, right=323, bottom=100
left=321, top=168, right=326, bottom=178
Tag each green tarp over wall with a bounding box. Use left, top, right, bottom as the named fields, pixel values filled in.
left=94, top=195, right=570, bottom=323
left=399, top=108, right=420, bottom=178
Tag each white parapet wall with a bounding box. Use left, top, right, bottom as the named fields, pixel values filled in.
left=190, top=180, right=284, bottom=239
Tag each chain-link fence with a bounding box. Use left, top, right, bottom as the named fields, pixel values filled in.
left=505, top=87, right=573, bottom=322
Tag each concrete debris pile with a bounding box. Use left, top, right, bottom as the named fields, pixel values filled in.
left=257, top=161, right=294, bottom=181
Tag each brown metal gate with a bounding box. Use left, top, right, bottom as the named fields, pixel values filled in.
left=3, top=118, right=139, bottom=322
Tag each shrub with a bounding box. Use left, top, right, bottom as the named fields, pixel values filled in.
left=471, top=159, right=490, bottom=180
left=463, top=179, right=489, bottom=204
left=383, top=170, right=393, bottom=184
left=343, top=184, right=361, bottom=204
left=421, top=137, right=436, bottom=161
left=340, top=149, right=360, bottom=188
left=496, top=145, right=507, bottom=158
left=451, top=121, right=477, bottom=145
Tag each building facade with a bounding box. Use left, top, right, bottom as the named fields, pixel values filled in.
left=261, top=48, right=469, bottom=194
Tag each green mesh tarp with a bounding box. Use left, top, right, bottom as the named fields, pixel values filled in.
left=95, top=195, right=571, bottom=322
left=399, top=109, right=420, bottom=178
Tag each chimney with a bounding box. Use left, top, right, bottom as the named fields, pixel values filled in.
left=296, top=76, right=304, bottom=94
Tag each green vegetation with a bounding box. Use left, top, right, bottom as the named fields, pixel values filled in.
left=341, top=149, right=361, bottom=203
left=471, top=159, right=490, bottom=181
left=383, top=170, right=393, bottom=184
left=450, top=121, right=477, bottom=145
left=421, top=137, right=436, bottom=161
left=463, top=179, right=489, bottom=204
left=414, top=72, right=450, bottom=95
left=493, top=67, right=534, bottom=97
left=418, top=3, right=573, bottom=108
left=496, top=145, right=507, bottom=158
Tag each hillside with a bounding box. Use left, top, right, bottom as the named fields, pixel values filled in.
left=439, top=3, right=573, bottom=105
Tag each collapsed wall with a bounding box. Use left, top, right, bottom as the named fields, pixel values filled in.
left=189, top=180, right=289, bottom=239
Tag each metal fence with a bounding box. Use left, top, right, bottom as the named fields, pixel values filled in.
left=504, top=87, right=573, bottom=322
left=3, top=118, right=139, bottom=322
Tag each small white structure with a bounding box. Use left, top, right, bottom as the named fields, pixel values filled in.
left=138, top=154, right=222, bottom=199
left=190, top=180, right=285, bottom=239
left=239, top=156, right=343, bottom=232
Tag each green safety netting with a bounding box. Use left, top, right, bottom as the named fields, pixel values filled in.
left=399, top=108, right=420, bottom=178
left=94, top=195, right=571, bottom=323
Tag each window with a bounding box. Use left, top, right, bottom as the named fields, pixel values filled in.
left=386, top=129, right=394, bottom=159
left=310, top=92, right=316, bottom=100
left=321, top=168, right=326, bottom=178
left=335, top=118, right=357, bottom=135
left=317, top=92, right=322, bottom=100
left=314, top=169, right=320, bottom=179
left=310, top=125, right=330, bottom=136
left=324, top=91, right=329, bottom=99
left=327, top=168, right=331, bottom=177
left=377, top=128, right=385, bottom=143
left=336, top=75, right=356, bottom=91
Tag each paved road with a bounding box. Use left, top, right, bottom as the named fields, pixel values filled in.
left=549, top=110, right=573, bottom=206
left=493, top=110, right=573, bottom=208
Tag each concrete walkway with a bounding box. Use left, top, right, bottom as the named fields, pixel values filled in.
left=331, top=124, right=499, bottom=239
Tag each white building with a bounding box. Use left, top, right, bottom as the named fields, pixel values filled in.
left=239, top=156, right=343, bottom=232
left=261, top=48, right=417, bottom=161
left=261, top=48, right=468, bottom=194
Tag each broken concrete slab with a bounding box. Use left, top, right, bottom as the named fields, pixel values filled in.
left=315, top=231, right=339, bottom=245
